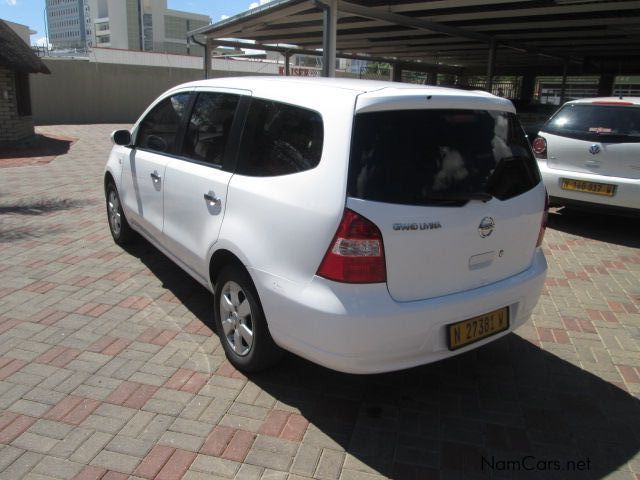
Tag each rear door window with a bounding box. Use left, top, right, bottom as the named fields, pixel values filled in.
left=181, top=92, right=240, bottom=167
left=236, top=99, right=323, bottom=177
left=543, top=104, right=640, bottom=143
left=348, top=109, right=540, bottom=206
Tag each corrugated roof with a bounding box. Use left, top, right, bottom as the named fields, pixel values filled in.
left=0, top=19, right=50, bottom=74
left=191, top=0, right=640, bottom=74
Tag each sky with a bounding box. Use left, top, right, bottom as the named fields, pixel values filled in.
left=0, top=0, right=274, bottom=45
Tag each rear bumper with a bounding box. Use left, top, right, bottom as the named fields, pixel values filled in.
left=251, top=250, right=547, bottom=374
left=538, top=161, right=640, bottom=213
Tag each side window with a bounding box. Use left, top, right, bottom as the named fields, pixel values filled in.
left=237, top=99, right=323, bottom=177
left=136, top=93, right=191, bottom=154
left=181, top=92, right=240, bottom=166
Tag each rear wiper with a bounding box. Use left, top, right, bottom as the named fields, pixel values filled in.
left=424, top=192, right=493, bottom=203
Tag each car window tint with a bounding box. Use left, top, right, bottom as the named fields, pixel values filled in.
left=544, top=104, right=640, bottom=143
left=181, top=92, right=240, bottom=166
left=137, top=93, right=191, bottom=153
left=237, top=99, right=323, bottom=177
left=348, top=109, right=540, bottom=206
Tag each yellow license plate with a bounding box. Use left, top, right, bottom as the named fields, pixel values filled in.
left=447, top=307, right=509, bottom=351
left=560, top=179, right=616, bottom=196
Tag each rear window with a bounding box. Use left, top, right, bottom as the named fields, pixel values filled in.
left=348, top=109, right=540, bottom=206
left=543, top=104, right=640, bottom=143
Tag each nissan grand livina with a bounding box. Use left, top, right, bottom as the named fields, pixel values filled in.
left=105, top=77, right=548, bottom=374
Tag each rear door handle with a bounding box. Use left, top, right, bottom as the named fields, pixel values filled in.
left=150, top=171, right=161, bottom=182
left=204, top=193, right=220, bottom=206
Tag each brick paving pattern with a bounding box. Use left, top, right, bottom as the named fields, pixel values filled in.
left=0, top=124, right=638, bottom=480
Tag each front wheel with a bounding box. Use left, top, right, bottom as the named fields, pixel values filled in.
left=106, top=182, right=134, bottom=245
left=213, top=265, right=282, bottom=372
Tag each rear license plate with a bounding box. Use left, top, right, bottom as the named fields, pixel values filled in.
left=560, top=179, right=616, bottom=196
left=447, top=307, right=509, bottom=351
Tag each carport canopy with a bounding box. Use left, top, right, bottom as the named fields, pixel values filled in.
left=189, top=0, right=640, bottom=84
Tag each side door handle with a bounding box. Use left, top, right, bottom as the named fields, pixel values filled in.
left=150, top=171, right=161, bottom=183
left=204, top=192, right=221, bottom=207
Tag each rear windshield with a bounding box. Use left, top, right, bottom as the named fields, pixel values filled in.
left=543, top=104, right=640, bottom=143
left=348, top=109, right=540, bottom=206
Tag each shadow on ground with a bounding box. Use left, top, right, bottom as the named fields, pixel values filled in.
left=0, top=133, right=75, bottom=160
left=125, top=239, right=640, bottom=480
left=0, top=198, right=87, bottom=216
left=548, top=207, right=640, bottom=249
left=0, top=198, right=87, bottom=242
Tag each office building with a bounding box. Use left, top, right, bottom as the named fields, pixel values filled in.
left=46, top=0, right=209, bottom=55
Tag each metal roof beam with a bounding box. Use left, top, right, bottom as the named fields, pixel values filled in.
left=334, top=1, right=492, bottom=43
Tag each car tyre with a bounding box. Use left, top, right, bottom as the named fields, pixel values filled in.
left=106, top=182, right=135, bottom=245
left=214, top=264, right=283, bottom=372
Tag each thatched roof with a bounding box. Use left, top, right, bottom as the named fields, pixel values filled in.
left=0, top=20, right=50, bottom=74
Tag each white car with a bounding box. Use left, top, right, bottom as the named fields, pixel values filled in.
left=104, top=77, right=547, bottom=374
left=533, top=97, right=640, bottom=214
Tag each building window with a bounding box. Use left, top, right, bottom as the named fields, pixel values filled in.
left=15, top=72, right=32, bottom=117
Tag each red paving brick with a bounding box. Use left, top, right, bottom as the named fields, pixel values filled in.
left=36, top=346, right=81, bottom=368
left=617, top=365, right=640, bottom=384
left=0, top=358, right=26, bottom=380
left=45, top=395, right=84, bottom=422
left=101, top=471, right=128, bottom=480
left=135, top=445, right=175, bottom=479
left=32, top=308, right=68, bottom=325
left=201, top=426, right=235, bottom=456
left=536, top=326, right=554, bottom=343
left=155, top=449, right=197, bottom=480
left=123, top=384, right=158, bottom=409
left=73, top=465, right=107, bottom=480
left=0, top=414, right=36, bottom=443
left=106, top=381, right=157, bottom=409
left=260, top=410, right=290, bottom=437
left=181, top=372, right=209, bottom=394
left=222, top=429, right=255, bottom=462
left=63, top=398, right=101, bottom=425
left=281, top=413, right=309, bottom=442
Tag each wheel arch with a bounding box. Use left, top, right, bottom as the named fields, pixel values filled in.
left=209, top=248, right=248, bottom=290
left=104, top=171, right=115, bottom=191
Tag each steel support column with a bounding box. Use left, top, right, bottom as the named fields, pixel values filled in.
left=486, top=39, right=496, bottom=93
left=392, top=63, right=402, bottom=82
left=321, top=0, right=337, bottom=77
left=560, top=60, right=568, bottom=104
left=285, top=53, right=291, bottom=76
left=204, top=38, right=212, bottom=79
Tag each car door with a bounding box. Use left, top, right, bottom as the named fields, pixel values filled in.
left=162, top=89, right=249, bottom=282
left=120, top=91, right=192, bottom=240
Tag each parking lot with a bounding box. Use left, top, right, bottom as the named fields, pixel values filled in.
left=0, top=124, right=638, bottom=480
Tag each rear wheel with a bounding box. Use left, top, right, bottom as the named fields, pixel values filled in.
left=213, top=264, right=282, bottom=372
left=106, top=182, right=134, bottom=245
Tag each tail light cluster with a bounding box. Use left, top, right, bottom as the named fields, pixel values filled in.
left=317, top=209, right=386, bottom=283
left=532, top=136, right=547, bottom=159
left=536, top=190, right=549, bottom=247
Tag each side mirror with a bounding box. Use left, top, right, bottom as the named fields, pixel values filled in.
left=111, top=129, right=132, bottom=146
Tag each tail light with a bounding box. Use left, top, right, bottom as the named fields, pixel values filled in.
left=536, top=190, right=549, bottom=247
left=532, top=136, right=547, bottom=159
left=317, top=209, right=386, bottom=283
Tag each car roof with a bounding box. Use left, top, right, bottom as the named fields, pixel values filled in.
left=177, top=76, right=461, bottom=93
left=167, top=76, right=514, bottom=114
left=564, top=97, right=640, bottom=106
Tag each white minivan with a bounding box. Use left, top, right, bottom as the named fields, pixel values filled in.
left=105, top=77, right=548, bottom=374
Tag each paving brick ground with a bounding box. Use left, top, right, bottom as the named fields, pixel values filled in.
left=0, top=124, right=639, bottom=480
